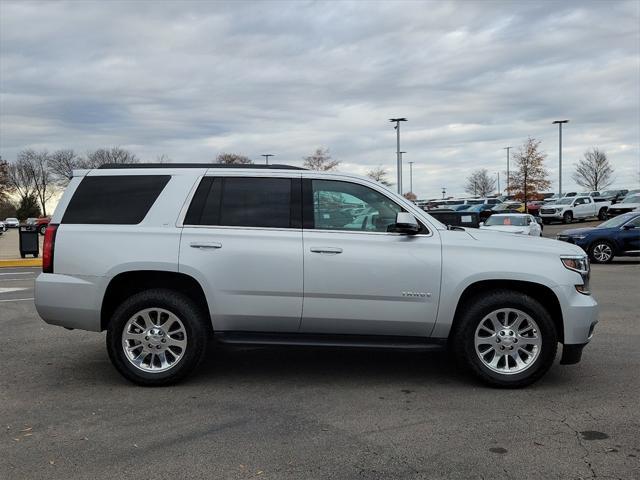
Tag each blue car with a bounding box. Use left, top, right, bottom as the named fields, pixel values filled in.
left=556, top=212, right=640, bottom=263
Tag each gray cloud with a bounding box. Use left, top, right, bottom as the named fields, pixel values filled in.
left=1, top=0, right=638, bottom=197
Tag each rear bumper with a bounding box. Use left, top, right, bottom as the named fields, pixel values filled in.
left=35, top=273, right=104, bottom=331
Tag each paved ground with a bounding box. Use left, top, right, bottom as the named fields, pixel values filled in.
left=0, top=228, right=44, bottom=260
left=1, top=223, right=639, bottom=479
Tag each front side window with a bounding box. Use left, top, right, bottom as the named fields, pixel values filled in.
left=310, top=180, right=403, bottom=232
left=185, top=177, right=294, bottom=228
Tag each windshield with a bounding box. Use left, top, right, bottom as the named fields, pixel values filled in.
left=598, top=213, right=638, bottom=229
left=466, top=200, right=484, bottom=205
left=485, top=215, right=529, bottom=226
left=557, top=198, right=574, bottom=205
left=622, top=194, right=640, bottom=204
left=601, top=190, right=617, bottom=196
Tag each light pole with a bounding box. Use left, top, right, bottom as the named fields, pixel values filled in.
left=496, top=171, right=500, bottom=195
left=503, top=146, right=511, bottom=195
left=390, top=118, right=407, bottom=194
left=553, top=120, right=569, bottom=197
left=441, top=187, right=446, bottom=199
left=408, top=160, right=414, bottom=194
left=261, top=154, right=274, bottom=165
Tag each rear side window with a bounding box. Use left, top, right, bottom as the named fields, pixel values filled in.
left=62, top=175, right=170, bottom=224
left=184, top=177, right=297, bottom=228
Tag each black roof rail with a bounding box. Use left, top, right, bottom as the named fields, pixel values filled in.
left=97, top=163, right=306, bottom=170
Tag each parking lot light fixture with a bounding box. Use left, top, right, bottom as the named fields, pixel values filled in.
left=390, top=118, right=407, bottom=194
left=503, top=147, right=511, bottom=194
left=261, top=154, right=274, bottom=165
left=552, top=120, right=569, bottom=197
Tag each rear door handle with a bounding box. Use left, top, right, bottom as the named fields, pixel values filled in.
left=310, top=246, right=343, bottom=254
left=190, top=242, right=222, bottom=249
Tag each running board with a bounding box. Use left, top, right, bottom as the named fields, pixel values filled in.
left=214, top=332, right=447, bottom=351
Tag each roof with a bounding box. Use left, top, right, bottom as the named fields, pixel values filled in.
left=97, top=163, right=306, bottom=170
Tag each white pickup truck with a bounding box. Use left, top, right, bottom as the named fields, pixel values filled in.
left=539, top=196, right=610, bottom=224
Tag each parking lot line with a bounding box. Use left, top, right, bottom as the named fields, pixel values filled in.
left=0, top=297, right=34, bottom=303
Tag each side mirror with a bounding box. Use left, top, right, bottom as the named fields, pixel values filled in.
left=391, top=212, right=420, bottom=234
left=622, top=224, right=636, bottom=230
left=479, top=222, right=484, bottom=227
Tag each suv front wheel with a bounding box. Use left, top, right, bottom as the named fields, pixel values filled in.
left=452, top=290, right=558, bottom=388
left=106, top=289, right=210, bottom=386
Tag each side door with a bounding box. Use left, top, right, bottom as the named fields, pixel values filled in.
left=179, top=175, right=303, bottom=332
left=619, top=216, right=640, bottom=253
left=300, top=178, right=442, bottom=337
left=573, top=198, right=587, bottom=218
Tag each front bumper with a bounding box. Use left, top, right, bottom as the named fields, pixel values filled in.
left=552, top=284, right=599, bottom=347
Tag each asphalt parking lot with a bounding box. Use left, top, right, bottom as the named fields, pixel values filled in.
left=1, top=222, right=639, bottom=479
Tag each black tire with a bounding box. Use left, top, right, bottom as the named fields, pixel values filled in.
left=542, top=219, right=550, bottom=225
left=106, top=289, right=210, bottom=386
left=589, top=240, right=615, bottom=264
left=598, top=208, right=607, bottom=221
left=39, top=224, right=47, bottom=235
left=563, top=211, right=573, bottom=224
left=451, top=290, right=558, bottom=388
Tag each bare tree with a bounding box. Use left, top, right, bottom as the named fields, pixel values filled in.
left=156, top=154, right=172, bottom=163
left=507, top=137, right=551, bottom=202
left=464, top=169, right=496, bottom=197
left=303, top=148, right=340, bottom=171
left=0, top=156, right=12, bottom=203
left=366, top=166, right=393, bottom=187
left=16, top=149, right=55, bottom=217
left=573, top=148, right=614, bottom=191
left=48, top=149, right=80, bottom=185
left=7, top=157, right=36, bottom=204
left=84, top=147, right=139, bottom=167
left=215, top=153, right=252, bottom=165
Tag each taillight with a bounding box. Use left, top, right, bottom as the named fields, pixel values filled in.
left=43, top=224, right=58, bottom=274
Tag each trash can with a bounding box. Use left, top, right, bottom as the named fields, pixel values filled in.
left=19, top=225, right=39, bottom=258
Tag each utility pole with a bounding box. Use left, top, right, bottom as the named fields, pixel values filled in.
left=408, top=160, right=414, bottom=194
left=261, top=154, right=274, bottom=165
left=503, top=147, right=511, bottom=195
left=552, top=120, right=569, bottom=196
left=390, top=118, right=407, bottom=194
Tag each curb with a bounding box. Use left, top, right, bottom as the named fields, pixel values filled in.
left=0, top=258, right=42, bottom=268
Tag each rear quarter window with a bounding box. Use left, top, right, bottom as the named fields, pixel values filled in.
left=62, top=175, right=170, bottom=224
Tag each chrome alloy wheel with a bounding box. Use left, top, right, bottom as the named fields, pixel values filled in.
left=474, top=308, right=541, bottom=375
left=592, top=243, right=612, bottom=262
left=121, top=308, right=188, bottom=373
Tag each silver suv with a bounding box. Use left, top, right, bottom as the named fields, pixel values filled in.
left=35, top=164, right=598, bottom=387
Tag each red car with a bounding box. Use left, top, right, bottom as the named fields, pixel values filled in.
left=526, top=201, right=545, bottom=216
left=36, top=217, right=50, bottom=235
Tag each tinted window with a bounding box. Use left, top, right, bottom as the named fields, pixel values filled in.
left=62, top=175, right=170, bottom=224
left=185, top=177, right=294, bottom=228
left=310, top=180, right=404, bottom=232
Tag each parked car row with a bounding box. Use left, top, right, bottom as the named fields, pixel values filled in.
left=2, top=217, right=50, bottom=234
left=605, top=193, right=640, bottom=218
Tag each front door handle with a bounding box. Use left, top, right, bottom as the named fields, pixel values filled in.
left=310, top=246, right=343, bottom=254
left=190, top=242, right=222, bottom=249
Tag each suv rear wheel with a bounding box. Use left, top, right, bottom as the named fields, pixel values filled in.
left=452, top=290, right=558, bottom=388
left=106, top=289, right=210, bottom=386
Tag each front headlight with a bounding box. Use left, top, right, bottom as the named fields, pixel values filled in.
left=561, top=255, right=591, bottom=295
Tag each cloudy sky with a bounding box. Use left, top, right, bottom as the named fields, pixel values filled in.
left=1, top=0, right=638, bottom=198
